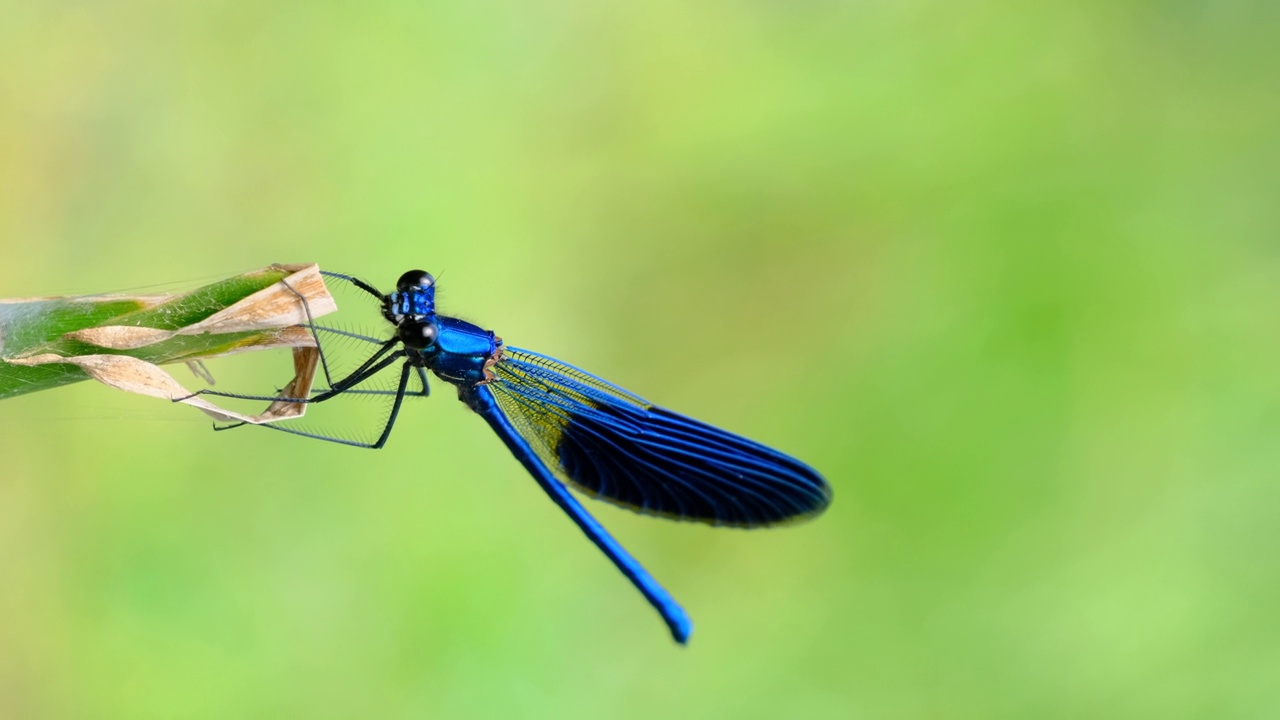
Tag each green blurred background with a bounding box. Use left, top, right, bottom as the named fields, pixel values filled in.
left=1, top=2, right=1278, bottom=718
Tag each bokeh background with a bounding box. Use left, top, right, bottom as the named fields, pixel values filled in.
left=2, top=2, right=1278, bottom=718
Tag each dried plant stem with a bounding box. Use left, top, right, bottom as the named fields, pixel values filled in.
left=0, top=263, right=336, bottom=424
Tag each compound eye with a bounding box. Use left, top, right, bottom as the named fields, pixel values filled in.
left=396, top=269, right=436, bottom=291
left=399, top=319, right=439, bottom=350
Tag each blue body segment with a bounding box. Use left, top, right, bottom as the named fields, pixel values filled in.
left=257, top=269, right=832, bottom=644
left=466, top=386, right=693, bottom=643
left=429, top=317, right=499, bottom=386
left=427, top=323, right=828, bottom=644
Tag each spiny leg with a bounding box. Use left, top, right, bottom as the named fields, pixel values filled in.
left=278, top=276, right=338, bottom=389
left=209, top=352, right=410, bottom=437
left=312, top=365, right=429, bottom=399
left=282, top=271, right=394, bottom=388
left=186, top=268, right=391, bottom=405
left=200, top=271, right=403, bottom=440
left=276, top=325, right=428, bottom=398
left=178, top=338, right=403, bottom=405
left=415, top=366, right=430, bottom=397
left=314, top=325, right=388, bottom=347
left=306, top=325, right=427, bottom=395
left=320, top=270, right=384, bottom=302
left=226, top=360, right=413, bottom=449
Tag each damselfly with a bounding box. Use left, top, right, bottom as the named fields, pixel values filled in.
left=200, top=270, right=831, bottom=643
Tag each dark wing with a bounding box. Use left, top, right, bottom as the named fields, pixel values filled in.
left=484, top=347, right=832, bottom=528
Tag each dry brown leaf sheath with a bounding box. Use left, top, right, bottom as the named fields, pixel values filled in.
left=0, top=263, right=336, bottom=424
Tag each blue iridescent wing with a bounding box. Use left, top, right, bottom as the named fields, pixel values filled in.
left=481, top=347, right=832, bottom=528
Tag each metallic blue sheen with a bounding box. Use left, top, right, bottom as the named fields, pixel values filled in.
left=389, top=286, right=435, bottom=318
left=287, top=269, right=832, bottom=644
left=466, top=385, right=693, bottom=644
left=418, top=325, right=829, bottom=645
left=428, top=317, right=498, bottom=386
left=477, top=347, right=831, bottom=528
